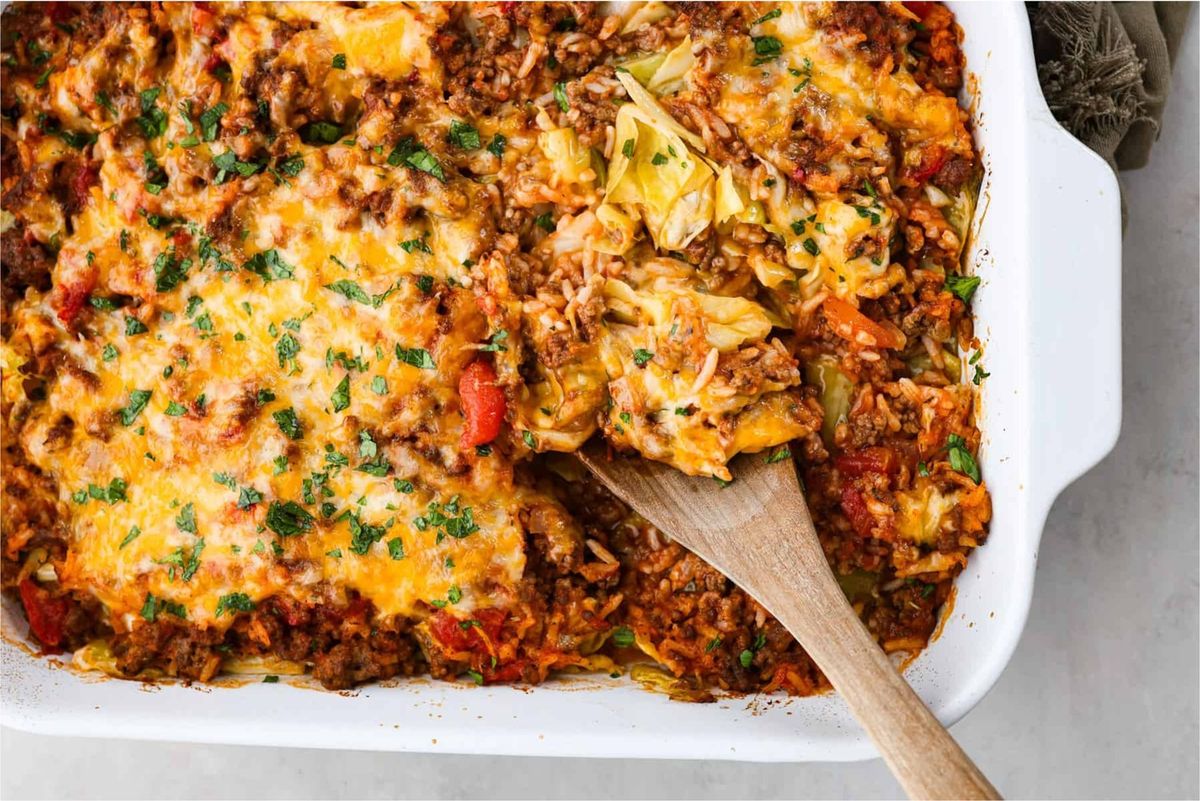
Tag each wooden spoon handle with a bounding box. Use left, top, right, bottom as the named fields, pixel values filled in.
left=749, top=510, right=1000, bottom=799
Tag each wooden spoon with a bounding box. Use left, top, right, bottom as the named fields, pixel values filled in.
left=578, top=443, right=1000, bottom=800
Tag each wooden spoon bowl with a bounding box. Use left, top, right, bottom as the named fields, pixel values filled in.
left=578, top=443, right=1000, bottom=800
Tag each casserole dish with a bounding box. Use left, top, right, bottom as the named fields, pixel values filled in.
left=0, top=1, right=1121, bottom=762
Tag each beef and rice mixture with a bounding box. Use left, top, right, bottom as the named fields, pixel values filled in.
left=0, top=1, right=989, bottom=697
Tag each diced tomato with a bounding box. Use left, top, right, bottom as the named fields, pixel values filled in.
left=429, top=607, right=508, bottom=654
left=483, top=658, right=527, bottom=684
left=909, top=146, right=948, bottom=184
left=44, top=2, right=71, bottom=23
left=840, top=486, right=876, bottom=538
left=53, top=271, right=97, bottom=326
left=172, top=228, right=193, bottom=250
left=790, top=165, right=807, bottom=184
left=459, top=360, right=506, bottom=449
left=835, top=447, right=899, bottom=477
left=822, top=297, right=902, bottom=350
left=70, top=162, right=100, bottom=211
left=18, top=579, right=69, bottom=651
left=270, top=596, right=309, bottom=627
left=902, top=1, right=935, bottom=20
left=202, top=52, right=228, bottom=75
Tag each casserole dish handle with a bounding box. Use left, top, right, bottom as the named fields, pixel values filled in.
left=1026, top=116, right=1123, bottom=520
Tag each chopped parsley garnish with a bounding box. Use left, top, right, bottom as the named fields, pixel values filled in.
left=141, top=593, right=187, bottom=622
left=863, top=178, right=878, bottom=198
left=275, top=333, right=301, bottom=372
left=621, top=138, right=635, bottom=158
left=346, top=512, right=388, bottom=555
left=266, top=500, right=315, bottom=537
left=751, top=35, right=783, bottom=65
left=413, top=496, right=480, bottom=541
left=214, top=592, right=255, bottom=618
left=86, top=477, right=127, bottom=504
left=611, top=626, right=635, bottom=648
left=212, top=149, right=263, bottom=183
left=487, top=133, right=507, bottom=158
left=945, top=434, right=981, bottom=483
left=752, top=8, right=782, bottom=25
left=276, top=153, right=304, bottom=177
left=480, top=329, right=508, bottom=352
left=765, top=447, right=791, bottom=464
left=299, top=120, right=343, bottom=145
left=371, top=376, right=388, bottom=395
left=522, top=430, right=537, bottom=449
left=650, top=152, right=668, bottom=166
left=175, top=502, right=197, bottom=534
left=135, top=87, right=168, bottom=138
left=200, top=101, right=228, bottom=142
left=330, top=375, right=351, bottom=413
left=101, top=344, right=119, bottom=362
left=917, top=461, right=931, bottom=477
left=272, top=407, right=303, bottom=439
left=119, top=390, right=152, bottom=426
left=331, top=53, right=347, bottom=70
left=399, top=235, right=433, bottom=254
left=387, top=537, right=406, bottom=560
left=395, top=345, right=435, bottom=369
left=973, top=364, right=990, bottom=385
left=237, top=486, right=263, bottom=509
left=324, top=279, right=373, bottom=306
left=394, top=478, right=415, bottom=494
left=242, top=249, right=294, bottom=282
left=533, top=212, right=555, bottom=231
left=632, top=348, right=654, bottom=367
left=944, top=274, right=981, bottom=304
left=386, top=136, right=446, bottom=181
left=165, top=401, right=188, bottom=417
left=152, top=249, right=190, bottom=292
left=553, top=81, right=570, bottom=112
left=119, top=525, right=142, bottom=549
left=802, top=237, right=820, bottom=256
left=705, top=636, right=723, bottom=653
left=448, top=120, right=481, bottom=150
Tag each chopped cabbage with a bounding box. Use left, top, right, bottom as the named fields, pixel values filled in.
left=603, top=278, right=772, bottom=352
left=620, top=1, right=673, bottom=34
left=805, top=355, right=853, bottom=446
left=619, top=52, right=667, bottom=86
left=539, top=128, right=593, bottom=186
left=646, top=37, right=695, bottom=96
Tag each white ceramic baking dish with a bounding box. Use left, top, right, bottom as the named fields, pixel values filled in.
left=0, top=2, right=1121, bottom=761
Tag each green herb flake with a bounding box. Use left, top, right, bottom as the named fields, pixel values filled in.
left=448, top=120, right=481, bottom=150
left=331, top=53, right=346, bottom=70
left=395, top=345, right=436, bottom=369
left=119, top=390, right=152, bottom=426
left=266, top=500, right=315, bottom=537
left=119, top=525, right=142, bottom=549
left=752, top=8, right=782, bottom=25
left=272, top=407, right=303, bottom=439
left=214, top=592, right=255, bottom=618
left=945, top=434, right=981, bottom=484
left=553, top=82, right=570, bottom=112
left=632, top=348, right=654, bottom=367
left=387, top=537, right=405, bottom=560
left=611, top=626, right=635, bottom=648
left=765, top=447, right=791, bottom=464
left=944, top=274, right=981, bottom=304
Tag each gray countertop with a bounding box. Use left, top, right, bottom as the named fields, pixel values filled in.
left=3, top=15, right=1196, bottom=801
